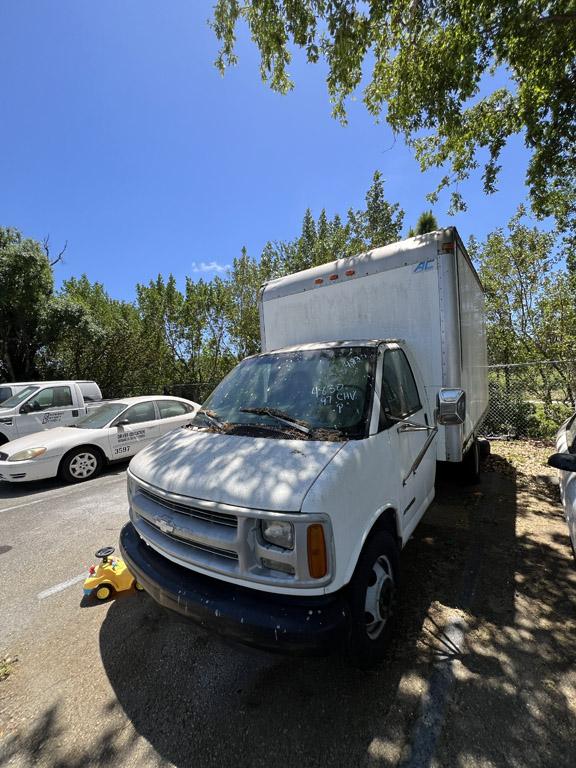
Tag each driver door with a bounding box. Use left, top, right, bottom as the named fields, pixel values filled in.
left=108, top=401, right=160, bottom=460
left=18, top=386, right=77, bottom=436
left=379, top=346, right=436, bottom=535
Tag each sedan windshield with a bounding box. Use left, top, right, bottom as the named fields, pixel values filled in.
left=0, top=386, right=40, bottom=409
left=200, top=346, right=376, bottom=440
left=74, top=403, right=128, bottom=429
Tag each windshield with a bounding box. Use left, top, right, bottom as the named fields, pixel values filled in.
left=199, top=346, right=376, bottom=440
left=74, top=403, right=128, bottom=429
left=0, top=386, right=39, bottom=409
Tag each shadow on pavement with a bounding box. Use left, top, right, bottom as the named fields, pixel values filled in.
left=94, top=471, right=502, bottom=768
left=432, top=454, right=576, bottom=768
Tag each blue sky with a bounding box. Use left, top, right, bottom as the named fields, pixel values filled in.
left=1, top=1, right=531, bottom=301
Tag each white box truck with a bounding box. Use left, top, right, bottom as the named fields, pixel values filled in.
left=120, top=228, right=488, bottom=667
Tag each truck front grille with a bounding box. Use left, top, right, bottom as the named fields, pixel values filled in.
left=139, top=488, right=237, bottom=529
left=130, top=484, right=245, bottom=578
left=128, top=476, right=333, bottom=587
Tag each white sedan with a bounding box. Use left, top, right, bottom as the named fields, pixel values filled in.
left=548, top=414, right=576, bottom=559
left=0, top=396, right=199, bottom=484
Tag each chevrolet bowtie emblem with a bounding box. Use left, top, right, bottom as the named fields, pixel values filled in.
left=154, top=515, right=175, bottom=535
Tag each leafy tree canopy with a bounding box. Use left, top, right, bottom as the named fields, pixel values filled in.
left=212, top=1, right=576, bottom=233
left=0, top=227, right=54, bottom=379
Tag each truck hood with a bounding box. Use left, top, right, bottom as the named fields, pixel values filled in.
left=128, top=427, right=345, bottom=512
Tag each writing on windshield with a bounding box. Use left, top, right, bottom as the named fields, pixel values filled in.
left=200, top=347, right=375, bottom=439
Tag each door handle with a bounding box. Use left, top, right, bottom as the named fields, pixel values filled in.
left=402, top=428, right=438, bottom=486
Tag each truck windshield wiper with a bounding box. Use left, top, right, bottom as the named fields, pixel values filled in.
left=194, top=408, right=226, bottom=431
left=239, top=407, right=312, bottom=436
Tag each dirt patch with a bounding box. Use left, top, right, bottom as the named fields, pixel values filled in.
left=431, top=440, right=576, bottom=768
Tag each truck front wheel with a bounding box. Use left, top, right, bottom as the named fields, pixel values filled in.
left=345, top=530, right=399, bottom=669
left=0, top=433, right=8, bottom=446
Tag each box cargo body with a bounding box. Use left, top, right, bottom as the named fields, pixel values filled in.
left=259, top=227, right=488, bottom=461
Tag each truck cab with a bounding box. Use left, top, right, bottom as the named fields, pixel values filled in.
left=0, top=380, right=102, bottom=445
left=121, top=339, right=460, bottom=666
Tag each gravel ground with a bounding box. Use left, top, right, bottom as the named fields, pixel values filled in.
left=0, top=442, right=575, bottom=768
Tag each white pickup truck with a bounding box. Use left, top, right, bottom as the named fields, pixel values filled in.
left=120, top=228, right=488, bottom=667
left=0, top=380, right=102, bottom=445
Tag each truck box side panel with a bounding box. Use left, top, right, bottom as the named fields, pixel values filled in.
left=456, top=245, right=489, bottom=445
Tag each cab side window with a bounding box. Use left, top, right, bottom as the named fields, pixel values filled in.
left=0, top=386, right=12, bottom=403
left=380, top=349, right=422, bottom=429
left=158, top=400, right=190, bottom=419
left=122, top=402, right=156, bottom=424
left=27, top=386, right=73, bottom=411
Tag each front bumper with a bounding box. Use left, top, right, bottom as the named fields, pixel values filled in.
left=0, top=456, right=59, bottom=483
left=120, top=522, right=350, bottom=655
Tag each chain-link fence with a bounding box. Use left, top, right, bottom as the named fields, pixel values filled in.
left=162, top=381, right=221, bottom=404
left=483, top=361, right=576, bottom=439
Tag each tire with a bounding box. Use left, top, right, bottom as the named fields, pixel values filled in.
left=0, top=433, right=8, bottom=446
left=59, top=446, right=103, bottom=484
left=345, top=530, right=400, bottom=669
left=478, top=437, right=491, bottom=460
left=95, top=583, right=113, bottom=600
left=461, top=437, right=480, bottom=484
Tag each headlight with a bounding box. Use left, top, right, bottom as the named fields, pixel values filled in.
left=261, top=520, right=294, bottom=550
left=8, top=447, right=47, bottom=462
left=127, top=474, right=137, bottom=499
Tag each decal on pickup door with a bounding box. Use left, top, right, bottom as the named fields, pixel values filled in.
left=41, top=412, right=63, bottom=425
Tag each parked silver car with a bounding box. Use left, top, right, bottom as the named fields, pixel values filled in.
left=548, top=415, right=576, bottom=559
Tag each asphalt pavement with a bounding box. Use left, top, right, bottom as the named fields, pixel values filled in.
left=0, top=448, right=575, bottom=768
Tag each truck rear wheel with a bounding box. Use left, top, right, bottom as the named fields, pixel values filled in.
left=345, top=530, right=399, bottom=669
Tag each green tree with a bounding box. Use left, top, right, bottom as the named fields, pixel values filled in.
left=40, top=276, right=146, bottom=397
left=212, top=1, right=576, bottom=234
left=408, top=211, right=439, bottom=237
left=469, top=209, right=576, bottom=404
left=0, top=228, right=55, bottom=380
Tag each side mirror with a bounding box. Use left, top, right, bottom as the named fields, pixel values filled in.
left=547, top=452, right=576, bottom=472
left=437, top=388, right=466, bottom=426
left=20, top=403, right=31, bottom=415
left=114, top=418, right=130, bottom=428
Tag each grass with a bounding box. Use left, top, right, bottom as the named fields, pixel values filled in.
left=0, top=655, right=17, bottom=682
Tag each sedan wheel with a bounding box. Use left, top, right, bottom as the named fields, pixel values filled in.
left=60, top=448, right=103, bottom=484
